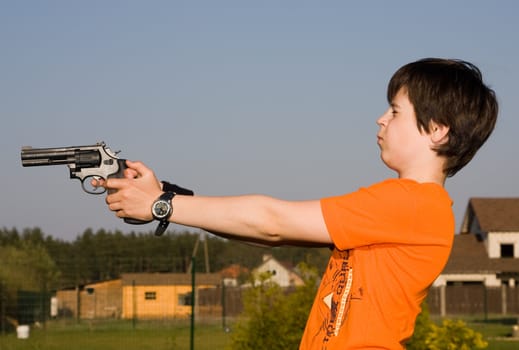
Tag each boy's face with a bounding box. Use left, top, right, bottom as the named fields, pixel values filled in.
left=376, top=88, right=434, bottom=176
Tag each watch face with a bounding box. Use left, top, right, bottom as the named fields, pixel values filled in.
left=153, top=200, right=171, bottom=219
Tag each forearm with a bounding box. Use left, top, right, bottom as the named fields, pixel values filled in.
left=170, top=194, right=287, bottom=246
left=170, top=194, right=332, bottom=247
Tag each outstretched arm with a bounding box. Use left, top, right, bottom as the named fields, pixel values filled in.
left=103, top=160, right=332, bottom=247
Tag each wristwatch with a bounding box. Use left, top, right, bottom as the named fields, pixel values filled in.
left=151, top=191, right=176, bottom=236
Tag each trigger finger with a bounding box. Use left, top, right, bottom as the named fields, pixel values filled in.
left=91, top=176, right=105, bottom=188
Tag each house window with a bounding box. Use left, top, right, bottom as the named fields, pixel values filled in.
left=178, top=292, right=192, bottom=306
left=446, top=281, right=482, bottom=286
left=500, top=244, right=514, bottom=258
left=145, top=291, right=157, bottom=300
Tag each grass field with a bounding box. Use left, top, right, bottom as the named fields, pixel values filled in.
left=0, top=319, right=232, bottom=350
left=464, top=316, right=519, bottom=350
left=0, top=316, right=518, bottom=349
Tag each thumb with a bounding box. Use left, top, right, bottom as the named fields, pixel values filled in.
left=126, top=160, right=153, bottom=178
left=123, top=167, right=139, bottom=179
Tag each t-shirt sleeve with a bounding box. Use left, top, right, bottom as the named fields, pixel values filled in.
left=320, top=179, right=451, bottom=250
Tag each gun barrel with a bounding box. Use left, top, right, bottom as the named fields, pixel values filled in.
left=21, top=146, right=101, bottom=168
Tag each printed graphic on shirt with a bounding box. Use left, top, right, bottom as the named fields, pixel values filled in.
left=313, top=249, right=357, bottom=349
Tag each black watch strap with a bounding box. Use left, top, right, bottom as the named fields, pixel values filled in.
left=161, top=181, right=194, bottom=196
left=154, top=191, right=175, bottom=236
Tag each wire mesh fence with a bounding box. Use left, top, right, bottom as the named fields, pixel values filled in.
left=0, top=271, right=246, bottom=349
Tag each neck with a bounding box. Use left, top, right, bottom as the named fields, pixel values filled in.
left=399, top=172, right=446, bottom=186
left=397, top=162, right=447, bottom=186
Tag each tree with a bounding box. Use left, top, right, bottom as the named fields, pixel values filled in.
left=0, top=241, right=60, bottom=327
left=0, top=242, right=60, bottom=292
left=229, top=263, right=319, bottom=350
left=0, top=227, right=20, bottom=245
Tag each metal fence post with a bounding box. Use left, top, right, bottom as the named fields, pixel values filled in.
left=190, top=256, right=196, bottom=350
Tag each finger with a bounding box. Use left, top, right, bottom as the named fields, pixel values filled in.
left=126, top=160, right=153, bottom=178
left=126, top=160, right=162, bottom=190
left=105, top=187, right=126, bottom=204
left=104, top=177, right=127, bottom=190
left=91, top=177, right=106, bottom=188
left=106, top=193, right=117, bottom=206
left=106, top=194, right=114, bottom=205
left=124, top=168, right=139, bottom=179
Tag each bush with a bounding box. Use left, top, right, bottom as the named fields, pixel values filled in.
left=406, top=302, right=435, bottom=350
left=425, top=319, right=488, bottom=350
left=407, top=303, right=487, bottom=350
left=228, top=263, right=318, bottom=350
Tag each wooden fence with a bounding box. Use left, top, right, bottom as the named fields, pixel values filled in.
left=427, top=284, right=519, bottom=316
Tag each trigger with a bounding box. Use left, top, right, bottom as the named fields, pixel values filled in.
left=83, top=175, right=106, bottom=194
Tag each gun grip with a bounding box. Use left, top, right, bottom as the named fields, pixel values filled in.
left=110, top=159, right=152, bottom=225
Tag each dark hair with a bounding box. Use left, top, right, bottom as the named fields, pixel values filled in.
left=387, top=58, right=498, bottom=177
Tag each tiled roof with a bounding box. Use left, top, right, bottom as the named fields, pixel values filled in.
left=443, top=233, right=519, bottom=274
left=443, top=234, right=490, bottom=273
left=463, top=198, right=519, bottom=232
left=219, top=264, right=249, bottom=278
left=121, top=272, right=221, bottom=286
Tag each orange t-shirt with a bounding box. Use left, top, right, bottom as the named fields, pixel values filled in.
left=299, top=179, right=454, bottom=350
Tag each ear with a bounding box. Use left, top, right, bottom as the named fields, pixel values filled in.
left=429, top=121, right=449, bottom=146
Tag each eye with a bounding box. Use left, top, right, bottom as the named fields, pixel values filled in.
left=389, top=103, right=398, bottom=117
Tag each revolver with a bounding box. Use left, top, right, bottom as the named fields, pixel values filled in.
left=20, top=141, right=194, bottom=233
left=21, top=141, right=129, bottom=195
left=21, top=141, right=150, bottom=226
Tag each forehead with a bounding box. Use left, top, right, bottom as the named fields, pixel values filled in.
left=391, top=88, right=412, bottom=107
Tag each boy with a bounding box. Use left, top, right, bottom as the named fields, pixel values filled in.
left=100, top=58, right=498, bottom=349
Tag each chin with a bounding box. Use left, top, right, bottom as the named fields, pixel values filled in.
left=380, top=155, right=399, bottom=173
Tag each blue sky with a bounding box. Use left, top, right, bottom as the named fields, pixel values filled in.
left=1, top=1, right=518, bottom=241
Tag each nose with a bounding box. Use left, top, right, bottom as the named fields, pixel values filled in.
left=377, top=109, right=389, bottom=126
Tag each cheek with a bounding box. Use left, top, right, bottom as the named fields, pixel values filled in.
left=389, top=123, right=422, bottom=147
left=381, top=127, right=418, bottom=163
